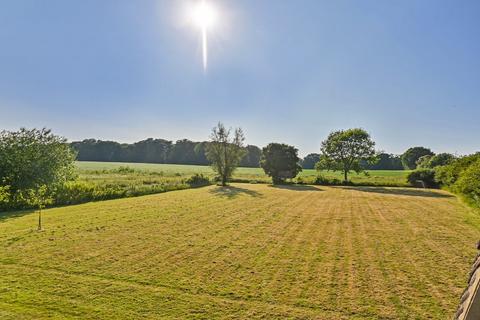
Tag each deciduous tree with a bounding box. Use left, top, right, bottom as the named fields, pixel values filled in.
left=317, top=128, right=376, bottom=183
left=206, top=123, right=246, bottom=186
left=0, top=128, right=76, bottom=192
left=401, top=147, right=434, bottom=170
left=261, top=143, right=302, bottom=184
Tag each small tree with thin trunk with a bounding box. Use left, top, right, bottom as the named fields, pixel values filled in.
left=27, top=185, right=53, bottom=231
left=206, top=123, right=246, bottom=186
left=316, top=128, right=376, bottom=183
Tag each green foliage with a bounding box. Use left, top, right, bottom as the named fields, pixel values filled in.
left=240, top=145, right=262, bottom=167
left=434, top=153, right=480, bottom=207
left=455, top=160, right=480, bottom=207
left=27, top=185, right=54, bottom=209
left=114, top=166, right=136, bottom=174
left=407, top=169, right=438, bottom=188
left=0, top=185, right=10, bottom=209
left=26, top=185, right=54, bottom=230
left=435, top=153, right=480, bottom=186
left=260, top=143, right=302, bottom=184
left=0, top=128, right=76, bottom=192
left=317, top=128, right=376, bottom=182
left=416, top=155, right=434, bottom=168
left=312, top=175, right=342, bottom=186
left=401, top=147, right=434, bottom=170
left=301, top=153, right=320, bottom=169
left=185, top=174, right=211, bottom=187
left=417, top=153, right=455, bottom=169
left=72, top=138, right=262, bottom=168
left=363, top=153, right=404, bottom=170
left=428, top=153, right=456, bottom=168
left=206, top=123, right=246, bottom=186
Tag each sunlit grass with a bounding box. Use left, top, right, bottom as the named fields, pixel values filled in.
left=0, top=184, right=477, bottom=319
left=76, top=161, right=411, bottom=187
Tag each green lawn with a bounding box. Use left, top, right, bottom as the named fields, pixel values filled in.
left=0, top=184, right=477, bottom=319
left=76, top=161, right=410, bottom=186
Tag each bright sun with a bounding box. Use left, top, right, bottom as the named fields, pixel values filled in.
left=190, top=0, right=218, bottom=71
left=192, top=0, right=217, bottom=29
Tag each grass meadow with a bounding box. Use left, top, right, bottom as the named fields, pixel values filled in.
left=0, top=184, right=478, bottom=319
left=76, top=161, right=410, bottom=187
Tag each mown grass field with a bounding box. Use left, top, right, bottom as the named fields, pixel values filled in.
left=76, top=161, right=410, bottom=187
left=1, top=184, right=478, bottom=319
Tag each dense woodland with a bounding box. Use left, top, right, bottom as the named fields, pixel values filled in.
left=71, top=139, right=262, bottom=168
left=71, top=139, right=404, bottom=170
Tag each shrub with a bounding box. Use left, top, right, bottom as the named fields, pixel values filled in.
left=428, top=153, right=455, bottom=168
left=452, top=159, right=480, bottom=207
left=54, top=181, right=127, bottom=205
left=114, top=166, right=136, bottom=174
left=185, top=174, right=210, bottom=187
left=407, top=169, right=437, bottom=188
left=261, top=143, right=302, bottom=184
left=0, top=185, right=11, bottom=211
left=0, top=128, right=76, bottom=192
left=312, top=175, right=342, bottom=186
left=435, top=153, right=480, bottom=186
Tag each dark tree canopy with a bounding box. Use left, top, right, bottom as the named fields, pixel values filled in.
left=401, top=147, right=434, bottom=170
left=167, top=139, right=198, bottom=165
left=71, top=138, right=261, bottom=167
left=301, top=153, right=320, bottom=169
left=206, top=123, right=246, bottom=186
left=363, top=153, right=403, bottom=170
left=261, top=143, right=302, bottom=184
left=317, top=128, right=376, bottom=182
left=427, top=153, right=455, bottom=168
left=0, top=128, right=76, bottom=192
left=240, top=145, right=262, bottom=167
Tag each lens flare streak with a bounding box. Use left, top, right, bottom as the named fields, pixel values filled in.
left=202, top=24, right=208, bottom=70
left=191, top=0, right=217, bottom=72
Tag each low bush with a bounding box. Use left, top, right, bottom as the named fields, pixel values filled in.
left=407, top=169, right=437, bottom=188
left=114, top=166, right=136, bottom=174
left=185, top=174, right=211, bottom=187
left=312, top=175, right=343, bottom=186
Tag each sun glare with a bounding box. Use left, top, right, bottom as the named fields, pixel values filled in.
left=192, top=0, right=217, bottom=29
left=190, top=0, right=218, bottom=71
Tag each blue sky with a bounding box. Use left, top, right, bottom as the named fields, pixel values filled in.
left=0, top=0, right=479, bottom=156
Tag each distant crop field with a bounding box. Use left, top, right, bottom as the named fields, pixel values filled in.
left=76, top=161, right=410, bottom=186
left=0, top=184, right=477, bottom=319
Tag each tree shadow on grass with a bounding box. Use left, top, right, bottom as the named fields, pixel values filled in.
left=338, top=186, right=453, bottom=198
left=0, top=209, right=35, bottom=223
left=269, top=184, right=323, bottom=192
left=209, top=186, right=262, bottom=199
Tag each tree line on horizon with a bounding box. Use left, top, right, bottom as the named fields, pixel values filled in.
left=71, top=138, right=407, bottom=171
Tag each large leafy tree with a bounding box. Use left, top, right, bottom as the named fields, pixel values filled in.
left=261, top=143, right=302, bottom=184
left=0, top=128, right=76, bottom=192
left=205, top=123, right=246, bottom=186
left=401, top=147, right=434, bottom=170
left=317, top=128, right=376, bottom=183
